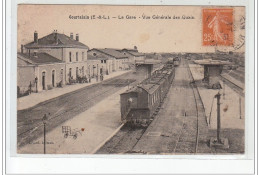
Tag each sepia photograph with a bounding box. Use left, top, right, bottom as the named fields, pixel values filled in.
left=16, top=5, right=245, bottom=154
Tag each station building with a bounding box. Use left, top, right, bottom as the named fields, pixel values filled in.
left=88, top=48, right=129, bottom=73
left=87, top=49, right=115, bottom=76
left=119, top=48, right=145, bottom=62
left=22, top=30, right=89, bottom=84
left=17, top=52, right=65, bottom=94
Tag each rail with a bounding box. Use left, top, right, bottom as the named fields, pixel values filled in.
left=186, top=61, right=203, bottom=154
left=220, top=74, right=244, bottom=90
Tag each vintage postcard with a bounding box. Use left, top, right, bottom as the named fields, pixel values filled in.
left=17, top=5, right=245, bottom=154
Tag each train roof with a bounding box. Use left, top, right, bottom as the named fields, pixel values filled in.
left=138, top=84, right=160, bottom=94
left=120, top=86, right=139, bottom=95
left=120, top=63, right=174, bottom=95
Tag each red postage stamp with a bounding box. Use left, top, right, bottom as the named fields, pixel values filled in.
left=202, top=8, right=233, bottom=46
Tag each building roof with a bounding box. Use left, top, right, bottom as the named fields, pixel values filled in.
left=135, top=59, right=161, bottom=65
left=121, top=48, right=138, bottom=52
left=87, top=53, right=109, bottom=60
left=17, top=52, right=64, bottom=65
left=194, top=59, right=231, bottom=65
left=91, top=48, right=128, bottom=59
left=123, top=50, right=145, bottom=57
left=24, top=32, right=89, bottom=49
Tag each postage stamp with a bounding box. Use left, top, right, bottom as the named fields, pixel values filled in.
left=202, top=8, right=234, bottom=46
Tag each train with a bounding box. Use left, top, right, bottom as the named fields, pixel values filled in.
left=167, top=57, right=180, bottom=67
left=120, top=62, right=175, bottom=127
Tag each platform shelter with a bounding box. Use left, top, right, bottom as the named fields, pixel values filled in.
left=134, top=59, right=161, bottom=79
left=194, top=59, right=230, bottom=87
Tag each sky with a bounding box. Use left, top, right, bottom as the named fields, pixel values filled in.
left=18, top=5, right=245, bottom=53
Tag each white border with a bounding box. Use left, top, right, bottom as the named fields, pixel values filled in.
left=5, top=0, right=256, bottom=174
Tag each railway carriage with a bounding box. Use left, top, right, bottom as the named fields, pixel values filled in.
left=120, top=63, right=175, bottom=126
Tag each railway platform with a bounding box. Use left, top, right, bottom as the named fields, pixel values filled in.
left=17, top=70, right=131, bottom=110
left=189, top=64, right=245, bottom=153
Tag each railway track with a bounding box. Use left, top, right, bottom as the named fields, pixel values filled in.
left=220, top=74, right=244, bottom=97
left=97, top=59, right=210, bottom=154
left=172, top=61, right=202, bottom=153
left=222, top=69, right=244, bottom=83
left=170, top=60, right=209, bottom=154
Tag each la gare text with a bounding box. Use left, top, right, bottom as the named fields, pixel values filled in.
left=69, top=14, right=195, bottom=20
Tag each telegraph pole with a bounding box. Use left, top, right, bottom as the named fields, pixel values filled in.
left=43, top=122, right=46, bottom=154
left=223, top=80, right=225, bottom=100
left=42, top=114, right=48, bottom=154
left=210, top=92, right=229, bottom=149
left=215, top=92, right=221, bottom=143
left=239, top=96, right=242, bottom=119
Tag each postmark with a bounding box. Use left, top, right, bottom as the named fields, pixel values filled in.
left=202, top=8, right=233, bottom=46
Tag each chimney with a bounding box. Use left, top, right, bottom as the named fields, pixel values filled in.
left=70, top=33, right=73, bottom=39
left=54, top=30, right=58, bottom=44
left=21, top=44, right=24, bottom=53
left=34, top=31, right=38, bottom=43
left=76, top=34, right=79, bottom=41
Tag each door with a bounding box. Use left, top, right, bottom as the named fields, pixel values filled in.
left=76, top=67, right=78, bottom=78
left=42, top=72, right=46, bottom=90
left=82, top=66, right=84, bottom=76
left=60, top=69, right=63, bottom=83
left=52, top=70, right=55, bottom=87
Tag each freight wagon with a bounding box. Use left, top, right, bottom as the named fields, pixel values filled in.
left=120, top=62, right=175, bottom=127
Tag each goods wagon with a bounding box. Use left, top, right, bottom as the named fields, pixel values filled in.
left=120, top=63, right=175, bottom=127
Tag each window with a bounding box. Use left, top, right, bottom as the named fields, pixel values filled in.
left=76, top=52, right=78, bottom=61
left=82, top=52, right=84, bottom=61
left=93, top=53, right=96, bottom=56
left=69, top=52, right=72, bottom=62
left=101, top=60, right=103, bottom=63
left=104, top=60, right=106, bottom=63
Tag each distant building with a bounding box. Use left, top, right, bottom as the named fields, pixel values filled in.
left=88, top=48, right=129, bottom=72
left=23, top=30, right=89, bottom=83
left=119, top=48, right=145, bottom=62
left=17, top=52, right=65, bottom=94
left=87, top=53, right=113, bottom=77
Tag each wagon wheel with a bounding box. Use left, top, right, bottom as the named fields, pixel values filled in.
left=64, top=133, right=68, bottom=138
left=73, top=133, right=77, bottom=140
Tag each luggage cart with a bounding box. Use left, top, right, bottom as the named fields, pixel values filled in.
left=62, top=126, right=83, bottom=139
